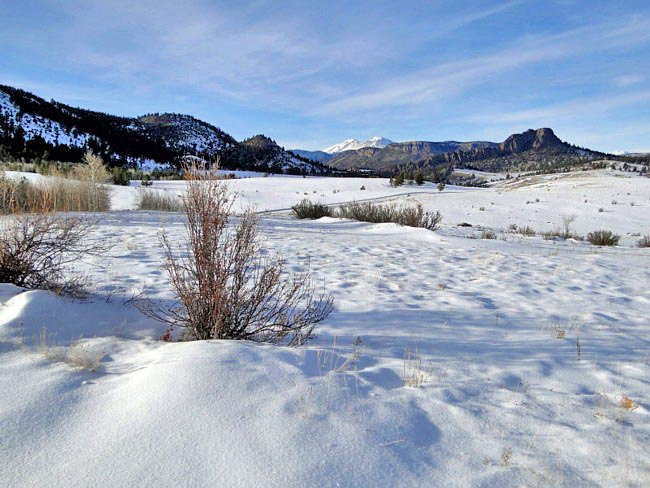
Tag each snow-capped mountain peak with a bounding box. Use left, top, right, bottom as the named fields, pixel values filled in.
left=324, top=136, right=392, bottom=154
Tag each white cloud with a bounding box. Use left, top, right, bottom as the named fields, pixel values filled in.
left=615, top=75, right=644, bottom=87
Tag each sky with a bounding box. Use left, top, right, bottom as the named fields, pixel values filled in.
left=1, top=0, right=649, bottom=153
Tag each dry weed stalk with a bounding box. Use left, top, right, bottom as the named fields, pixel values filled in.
left=401, top=347, right=431, bottom=387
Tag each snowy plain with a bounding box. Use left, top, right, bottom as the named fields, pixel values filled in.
left=1, top=169, right=649, bottom=486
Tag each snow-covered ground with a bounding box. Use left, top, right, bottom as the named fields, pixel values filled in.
left=1, top=170, right=649, bottom=486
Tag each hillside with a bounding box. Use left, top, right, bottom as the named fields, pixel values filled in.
left=289, top=149, right=333, bottom=163
left=0, top=85, right=330, bottom=175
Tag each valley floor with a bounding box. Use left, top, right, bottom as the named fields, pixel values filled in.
left=1, top=170, right=649, bottom=486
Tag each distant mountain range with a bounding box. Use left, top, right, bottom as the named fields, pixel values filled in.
left=290, top=136, right=393, bottom=163
left=296, top=128, right=610, bottom=175
left=0, top=83, right=619, bottom=177
left=0, top=85, right=329, bottom=174
left=326, top=140, right=497, bottom=171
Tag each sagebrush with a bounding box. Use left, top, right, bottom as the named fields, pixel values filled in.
left=336, top=201, right=441, bottom=230
left=292, top=199, right=332, bottom=219
left=586, top=229, right=620, bottom=246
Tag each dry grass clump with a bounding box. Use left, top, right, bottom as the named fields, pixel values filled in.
left=0, top=213, right=104, bottom=296
left=65, top=339, right=106, bottom=372
left=586, top=229, right=620, bottom=246
left=401, top=348, right=431, bottom=387
left=481, top=229, right=497, bottom=239
left=33, top=327, right=105, bottom=372
left=291, top=199, right=332, bottom=219
left=0, top=151, right=111, bottom=214
left=140, top=166, right=333, bottom=344
left=136, top=190, right=184, bottom=212
left=336, top=201, right=441, bottom=230
left=508, top=224, right=536, bottom=236
left=619, top=396, right=638, bottom=411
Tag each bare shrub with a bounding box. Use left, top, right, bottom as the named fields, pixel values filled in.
left=637, top=235, right=650, bottom=248
left=560, top=216, right=577, bottom=239
left=586, top=229, right=620, bottom=246
left=141, top=167, right=333, bottom=344
left=337, top=201, right=441, bottom=230
left=481, top=229, right=497, bottom=239
left=291, top=199, right=332, bottom=219
left=0, top=213, right=102, bottom=295
left=136, top=190, right=184, bottom=212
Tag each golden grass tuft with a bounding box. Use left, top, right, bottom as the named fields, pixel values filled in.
left=619, top=396, right=638, bottom=411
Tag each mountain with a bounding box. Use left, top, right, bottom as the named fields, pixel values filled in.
left=324, top=136, right=392, bottom=154
left=327, top=140, right=497, bottom=171
left=614, top=151, right=650, bottom=156
left=0, top=85, right=330, bottom=175
left=327, top=128, right=608, bottom=174
left=289, top=149, right=333, bottom=163
left=238, top=135, right=323, bottom=174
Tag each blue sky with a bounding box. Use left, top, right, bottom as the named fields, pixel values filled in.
left=1, top=0, right=649, bottom=152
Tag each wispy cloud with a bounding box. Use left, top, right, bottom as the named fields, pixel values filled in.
left=317, top=16, right=650, bottom=115
left=615, top=74, right=645, bottom=87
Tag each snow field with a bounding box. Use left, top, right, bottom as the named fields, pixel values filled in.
left=0, top=170, right=649, bottom=486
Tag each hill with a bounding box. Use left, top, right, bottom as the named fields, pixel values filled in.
left=0, top=85, right=330, bottom=175
left=288, top=149, right=333, bottom=163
